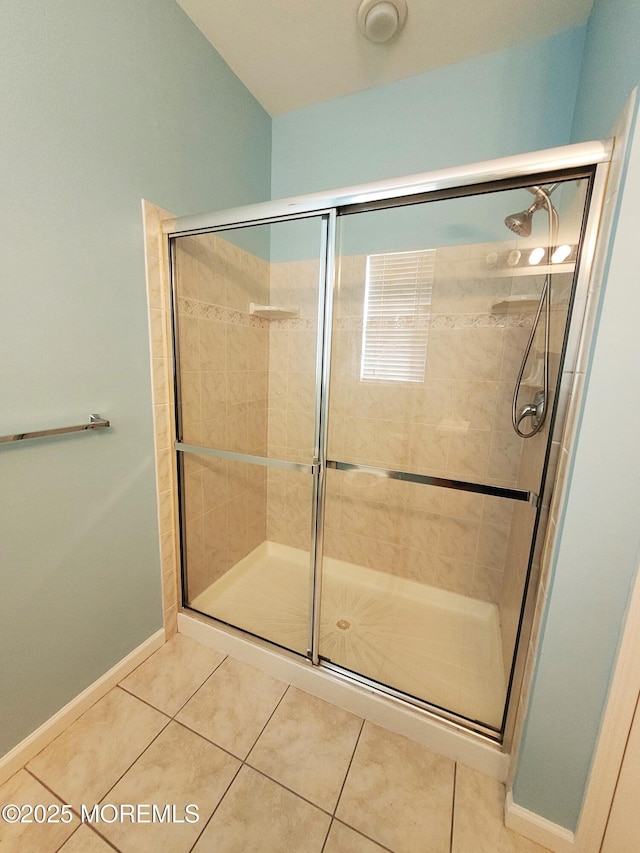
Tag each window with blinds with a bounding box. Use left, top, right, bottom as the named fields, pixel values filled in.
left=360, top=249, right=435, bottom=383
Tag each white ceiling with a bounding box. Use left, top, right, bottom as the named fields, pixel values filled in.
left=176, top=0, right=594, bottom=117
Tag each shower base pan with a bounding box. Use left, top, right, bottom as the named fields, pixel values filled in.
left=190, top=540, right=506, bottom=729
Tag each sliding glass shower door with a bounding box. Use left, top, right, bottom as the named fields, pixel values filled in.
left=171, top=215, right=328, bottom=656
left=169, top=162, right=598, bottom=737
left=319, top=179, right=590, bottom=730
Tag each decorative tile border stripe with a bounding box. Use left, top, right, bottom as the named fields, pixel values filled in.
left=336, top=313, right=535, bottom=330
left=430, top=313, right=534, bottom=329
left=177, top=297, right=546, bottom=331
left=177, top=297, right=268, bottom=327
left=267, top=317, right=317, bottom=330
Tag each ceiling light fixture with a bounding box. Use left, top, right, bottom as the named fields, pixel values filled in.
left=357, top=0, right=408, bottom=44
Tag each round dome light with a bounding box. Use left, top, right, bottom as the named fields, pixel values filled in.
left=357, top=0, right=408, bottom=44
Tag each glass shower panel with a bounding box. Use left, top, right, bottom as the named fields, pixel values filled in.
left=322, top=467, right=531, bottom=728
left=321, top=179, right=589, bottom=729
left=172, top=221, right=323, bottom=458
left=181, top=451, right=314, bottom=654
left=172, top=216, right=326, bottom=655
left=329, top=180, right=589, bottom=489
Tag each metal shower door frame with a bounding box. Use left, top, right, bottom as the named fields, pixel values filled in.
left=166, top=139, right=612, bottom=745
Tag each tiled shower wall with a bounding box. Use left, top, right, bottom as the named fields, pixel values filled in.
left=499, top=273, right=574, bottom=676
left=173, top=234, right=271, bottom=598
left=267, top=244, right=557, bottom=604
left=163, top=231, right=570, bottom=613
left=266, top=259, right=320, bottom=552
left=143, top=200, right=179, bottom=636
left=325, top=245, right=527, bottom=603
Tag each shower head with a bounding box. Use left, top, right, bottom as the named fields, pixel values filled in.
left=504, top=184, right=558, bottom=237
left=504, top=206, right=536, bottom=237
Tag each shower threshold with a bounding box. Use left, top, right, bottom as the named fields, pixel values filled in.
left=190, top=541, right=506, bottom=729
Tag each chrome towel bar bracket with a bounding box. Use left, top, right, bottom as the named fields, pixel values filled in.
left=0, top=414, right=110, bottom=445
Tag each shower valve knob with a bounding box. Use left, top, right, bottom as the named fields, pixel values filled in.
left=517, top=391, right=546, bottom=431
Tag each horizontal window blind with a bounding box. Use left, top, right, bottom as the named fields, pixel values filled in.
left=360, top=249, right=435, bottom=383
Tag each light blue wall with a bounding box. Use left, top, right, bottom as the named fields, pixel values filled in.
left=512, top=0, right=640, bottom=831
left=571, top=0, right=640, bottom=141
left=272, top=27, right=586, bottom=198
left=513, top=98, right=640, bottom=830
left=0, top=0, right=270, bottom=756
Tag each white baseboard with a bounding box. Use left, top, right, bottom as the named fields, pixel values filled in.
left=0, top=629, right=165, bottom=786
left=178, top=611, right=510, bottom=781
left=505, top=790, right=575, bottom=852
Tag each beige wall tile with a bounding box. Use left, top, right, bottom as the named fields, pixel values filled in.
left=488, top=429, right=524, bottom=482
left=153, top=404, right=173, bottom=450
left=199, top=318, right=226, bottom=371
left=447, top=429, right=492, bottom=479
left=427, top=327, right=505, bottom=382
left=437, top=516, right=480, bottom=564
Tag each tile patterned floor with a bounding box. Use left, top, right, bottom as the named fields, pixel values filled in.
left=0, top=634, right=551, bottom=852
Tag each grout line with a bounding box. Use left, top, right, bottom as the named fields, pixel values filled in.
left=18, top=642, right=467, bottom=853
left=171, top=718, right=245, bottom=765
left=243, top=683, right=291, bottom=761
left=331, top=717, right=365, bottom=818
left=117, top=646, right=228, bottom=721
left=114, top=684, right=175, bottom=718
left=243, top=764, right=334, bottom=817
left=90, top=715, right=173, bottom=806
left=169, top=683, right=378, bottom=841
left=330, top=817, right=397, bottom=853
left=72, top=824, right=122, bottom=852
left=109, top=684, right=173, bottom=720
left=449, top=762, right=458, bottom=853
left=186, top=759, right=243, bottom=853
left=25, top=769, right=123, bottom=852
left=23, top=766, right=64, bottom=800
left=29, top=689, right=173, bottom=816
left=168, top=653, right=229, bottom=718
left=319, top=818, right=333, bottom=853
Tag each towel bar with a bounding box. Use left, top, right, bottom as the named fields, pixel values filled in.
left=0, top=414, right=110, bottom=445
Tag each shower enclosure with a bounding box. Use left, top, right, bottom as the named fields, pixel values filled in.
left=167, top=144, right=608, bottom=743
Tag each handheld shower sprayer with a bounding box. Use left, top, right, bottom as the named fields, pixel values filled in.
left=506, top=183, right=559, bottom=439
